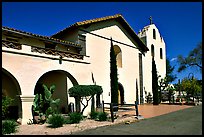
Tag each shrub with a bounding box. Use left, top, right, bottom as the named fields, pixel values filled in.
left=2, top=120, right=18, bottom=134
left=89, top=111, right=99, bottom=120
left=2, top=95, right=14, bottom=119
left=63, top=117, right=72, bottom=124
left=97, top=112, right=108, bottom=121
left=68, top=112, right=83, bottom=124
left=68, top=85, right=103, bottom=114
left=47, top=114, right=64, bottom=128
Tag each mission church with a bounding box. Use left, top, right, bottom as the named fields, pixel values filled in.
left=2, top=14, right=166, bottom=124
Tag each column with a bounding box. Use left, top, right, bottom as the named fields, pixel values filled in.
left=20, top=95, right=35, bottom=125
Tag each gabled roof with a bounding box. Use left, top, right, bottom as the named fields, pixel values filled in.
left=51, top=14, right=149, bottom=52
left=2, top=26, right=82, bottom=49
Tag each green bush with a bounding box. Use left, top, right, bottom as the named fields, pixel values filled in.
left=63, top=117, right=72, bottom=124
left=47, top=114, right=64, bottom=128
left=98, top=112, right=108, bottom=121
left=68, top=112, right=83, bottom=124
left=2, top=95, right=14, bottom=119
left=2, top=120, right=18, bottom=134
left=89, top=111, right=99, bottom=120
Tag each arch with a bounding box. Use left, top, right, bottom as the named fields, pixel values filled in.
left=153, top=29, right=156, bottom=39
left=34, top=69, right=78, bottom=114
left=113, top=45, right=122, bottom=68
left=151, top=44, right=155, bottom=57
left=118, top=83, right=125, bottom=105
left=2, top=68, right=22, bottom=120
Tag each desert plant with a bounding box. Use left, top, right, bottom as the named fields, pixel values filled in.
left=145, top=92, right=153, bottom=104
left=68, top=112, right=83, bottom=124
left=2, top=120, right=18, bottom=134
left=47, top=114, right=64, bottom=128
left=2, top=94, right=14, bottom=119
left=32, top=84, right=61, bottom=124
left=63, top=117, right=72, bottom=124
left=97, top=112, right=108, bottom=121
left=89, top=111, right=99, bottom=120
left=68, top=85, right=103, bottom=115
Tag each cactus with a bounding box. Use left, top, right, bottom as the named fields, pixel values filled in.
left=32, top=84, right=60, bottom=124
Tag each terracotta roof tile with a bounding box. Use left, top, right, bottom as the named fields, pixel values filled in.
left=52, top=14, right=123, bottom=37
left=2, top=26, right=81, bottom=48
left=51, top=14, right=148, bottom=52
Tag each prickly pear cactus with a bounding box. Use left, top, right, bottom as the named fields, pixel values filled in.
left=32, top=84, right=60, bottom=124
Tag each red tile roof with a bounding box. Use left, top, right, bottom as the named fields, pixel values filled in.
left=2, top=26, right=81, bottom=48
left=51, top=14, right=149, bottom=52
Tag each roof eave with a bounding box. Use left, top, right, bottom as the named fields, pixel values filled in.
left=2, top=27, right=82, bottom=49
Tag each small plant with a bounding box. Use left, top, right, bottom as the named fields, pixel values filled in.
left=63, top=117, right=72, bottom=124
left=2, top=95, right=14, bottom=119
left=89, top=111, right=99, bottom=120
left=47, top=114, right=64, bottom=128
left=68, top=112, right=83, bottom=124
left=2, top=120, right=18, bottom=134
left=97, top=112, right=108, bottom=121
left=145, top=92, right=153, bottom=103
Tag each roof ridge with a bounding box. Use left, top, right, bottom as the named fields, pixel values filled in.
left=75, top=13, right=122, bottom=26
left=51, top=14, right=123, bottom=37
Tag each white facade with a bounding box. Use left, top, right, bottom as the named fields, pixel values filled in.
left=2, top=14, right=166, bottom=124
left=138, top=24, right=166, bottom=100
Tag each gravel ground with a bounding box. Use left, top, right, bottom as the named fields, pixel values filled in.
left=10, top=115, right=137, bottom=135
left=9, top=104, right=196, bottom=135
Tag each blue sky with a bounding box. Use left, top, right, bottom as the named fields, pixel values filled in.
left=2, top=2, right=202, bottom=83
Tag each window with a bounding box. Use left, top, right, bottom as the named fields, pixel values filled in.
left=160, top=48, right=163, bottom=59
left=78, top=34, right=86, bottom=55
left=78, top=34, right=86, bottom=44
left=151, top=44, right=155, bottom=57
left=113, top=45, right=122, bottom=68
left=153, top=29, right=156, bottom=39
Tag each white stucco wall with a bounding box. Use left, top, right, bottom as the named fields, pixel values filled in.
left=84, top=23, right=141, bottom=105
left=139, top=24, right=166, bottom=99
left=2, top=44, right=92, bottom=124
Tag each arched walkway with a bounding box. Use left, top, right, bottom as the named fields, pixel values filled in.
left=2, top=68, right=22, bottom=120
left=34, top=70, right=78, bottom=113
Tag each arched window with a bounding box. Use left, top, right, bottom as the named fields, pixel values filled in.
left=113, top=45, right=122, bottom=68
left=151, top=44, right=155, bottom=57
left=160, top=48, right=163, bottom=59
left=153, top=29, right=156, bottom=39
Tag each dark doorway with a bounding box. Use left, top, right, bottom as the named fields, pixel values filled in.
left=118, top=83, right=124, bottom=105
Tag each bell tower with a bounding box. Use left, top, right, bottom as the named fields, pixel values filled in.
left=138, top=17, right=166, bottom=103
